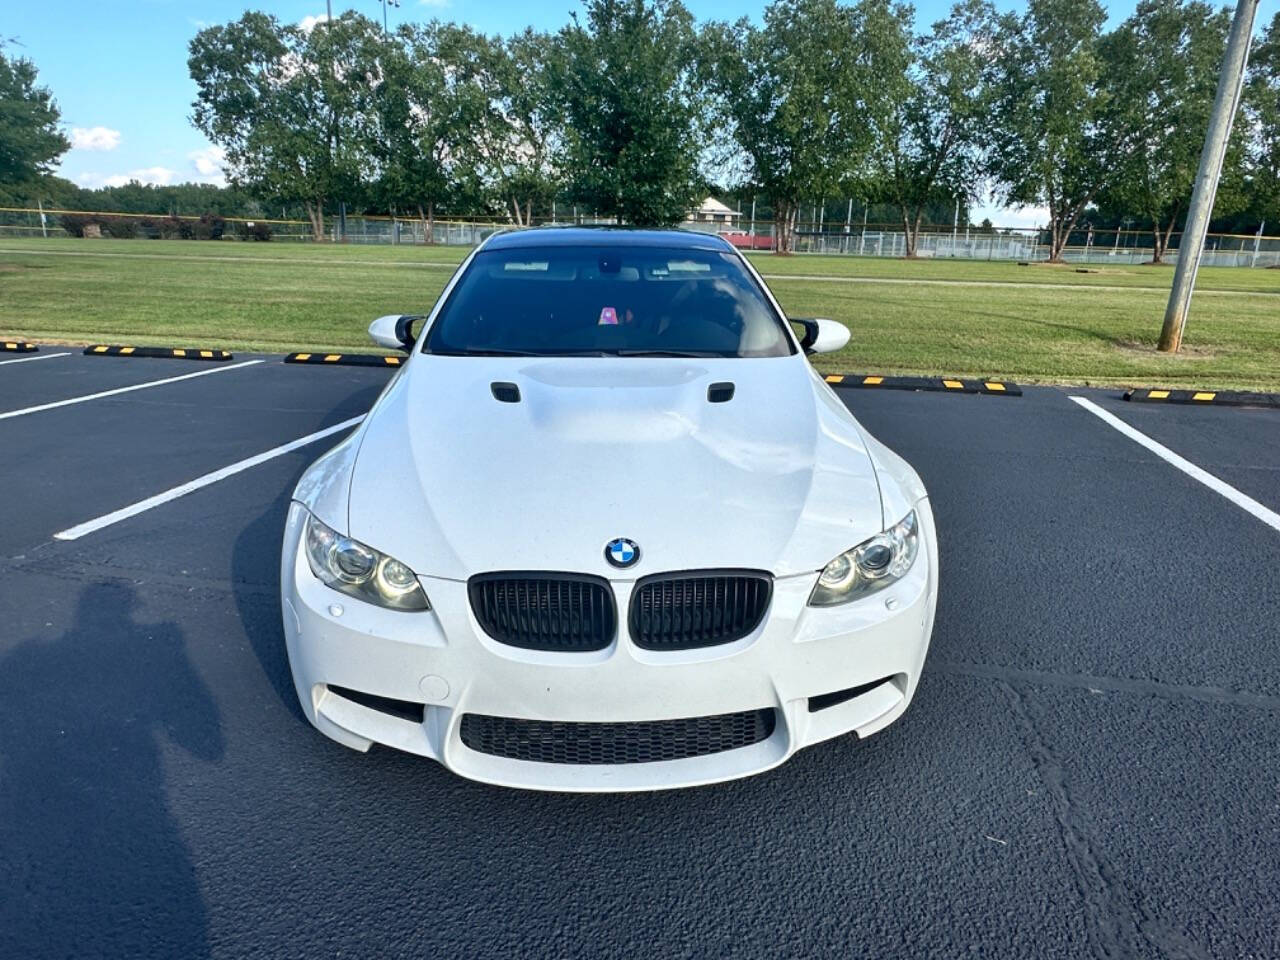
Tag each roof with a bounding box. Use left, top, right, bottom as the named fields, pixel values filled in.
left=482, top=226, right=731, bottom=252
left=695, top=196, right=741, bottom=215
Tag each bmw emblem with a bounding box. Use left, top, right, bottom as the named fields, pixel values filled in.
left=605, top=538, right=640, bottom=569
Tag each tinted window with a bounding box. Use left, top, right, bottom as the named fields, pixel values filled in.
left=424, top=245, right=794, bottom=358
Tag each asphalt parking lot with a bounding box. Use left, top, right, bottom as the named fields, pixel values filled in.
left=1, top=349, right=1277, bottom=959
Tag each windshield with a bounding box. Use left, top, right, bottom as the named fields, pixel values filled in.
left=423, top=244, right=795, bottom=358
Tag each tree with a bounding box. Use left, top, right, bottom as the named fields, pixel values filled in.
left=987, top=0, right=1129, bottom=263
left=485, top=30, right=563, bottom=226
left=554, top=0, right=706, bottom=226
left=189, top=12, right=382, bottom=241
left=866, top=0, right=998, bottom=257
left=0, top=48, right=69, bottom=187
left=1243, top=11, right=1280, bottom=227
left=372, top=23, right=495, bottom=239
left=1097, top=0, right=1237, bottom=263
left=706, top=0, right=887, bottom=254
left=392, top=25, right=562, bottom=229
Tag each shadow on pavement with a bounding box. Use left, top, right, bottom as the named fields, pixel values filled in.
left=231, top=488, right=306, bottom=724
left=229, top=389, right=384, bottom=726
left=0, top=582, right=223, bottom=959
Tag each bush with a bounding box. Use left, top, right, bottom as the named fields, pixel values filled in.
left=57, top=211, right=229, bottom=241
left=58, top=213, right=139, bottom=238
left=138, top=216, right=185, bottom=240
left=59, top=213, right=98, bottom=237
left=235, top=220, right=272, bottom=242
left=193, top=213, right=226, bottom=240
left=100, top=217, right=139, bottom=239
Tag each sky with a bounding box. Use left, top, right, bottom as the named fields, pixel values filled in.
left=6, top=0, right=1171, bottom=226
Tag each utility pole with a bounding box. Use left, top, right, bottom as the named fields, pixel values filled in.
left=1159, top=0, right=1259, bottom=353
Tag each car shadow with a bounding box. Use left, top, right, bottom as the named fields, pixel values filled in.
left=0, top=582, right=223, bottom=959
left=231, top=487, right=306, bottom=724
left=230, top=393, right=383, bottom=725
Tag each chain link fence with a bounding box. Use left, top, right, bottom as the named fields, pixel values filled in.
left=783, top=225, right=1280, bottom=267
left=2, top=207, right=1277, bottom=268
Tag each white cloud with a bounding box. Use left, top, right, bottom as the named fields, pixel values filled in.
left=419, top=0, right=450, bottom=7
left=70, top=126, right=122, bottom=151
left=298, top=13, right=330, bottom=32
left=188, top=145, right=226, bottom=182
left=76, top=167, right=177, bottom=189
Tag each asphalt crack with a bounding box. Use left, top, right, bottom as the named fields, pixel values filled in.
left=1000, top=681, right=1211, bottom=960
left=939, top=660, right=1280, bottom=712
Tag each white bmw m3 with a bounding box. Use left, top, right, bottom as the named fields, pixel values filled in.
left=281, top=227, right=938, bottom=791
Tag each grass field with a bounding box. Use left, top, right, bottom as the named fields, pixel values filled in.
left=2, top=236, right=1278, bottom=390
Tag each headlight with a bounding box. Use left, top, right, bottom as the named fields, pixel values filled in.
left=809, top=509, right=919, bottom=606
left=303, top=512, right=430, bottom=611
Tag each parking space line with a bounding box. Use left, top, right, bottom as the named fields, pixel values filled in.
left=1070, top=396, right=1280, bottom=534
left=0, top=351, right=72, bottom=366
left=0, top=359, right=262, bottom=421
left=53, top=415, right=365, bottom=541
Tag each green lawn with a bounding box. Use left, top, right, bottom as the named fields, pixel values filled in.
left=2, top=236, right=1277, bottom=390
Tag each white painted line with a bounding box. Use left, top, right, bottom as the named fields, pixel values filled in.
left=0, top=359, right=262, bottom=421
left=54, top=415, right=365, bottom=541
left=0, top=351, right=71, bottom=366
left=1070, top=396, right=1280, bottom=534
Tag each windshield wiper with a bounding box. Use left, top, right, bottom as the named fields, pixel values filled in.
left=613, top=349, right=725, bottom=358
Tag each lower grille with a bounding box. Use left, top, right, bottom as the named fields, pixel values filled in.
left=629, top=571, right=773, bottom=650
left=460, top=709, right=776, bottom=765
left=469, top=573, right=615, bottom=651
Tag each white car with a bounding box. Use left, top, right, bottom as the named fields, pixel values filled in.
left=281, top=228, right=938, bottom=791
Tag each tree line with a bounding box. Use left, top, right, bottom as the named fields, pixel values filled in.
left=3, top=0, right=1280, bottom=260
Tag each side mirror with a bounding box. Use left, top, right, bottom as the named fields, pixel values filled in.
left=792, top=317, right=850, bottom=355
left=369, top=314, right=421, bottom=353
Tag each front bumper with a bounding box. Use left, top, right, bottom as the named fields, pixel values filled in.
left=280, top=500, right=939, bottom=791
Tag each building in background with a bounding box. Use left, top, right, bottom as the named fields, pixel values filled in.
left=686, top=196, right=741, bottom=229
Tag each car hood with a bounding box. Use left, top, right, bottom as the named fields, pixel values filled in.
left=346, top=355, right=886, bottom=580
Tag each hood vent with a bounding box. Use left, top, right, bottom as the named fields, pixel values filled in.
left=707, top=382, right=735, bottom=403
left=491, top=381, right=521, bottom=403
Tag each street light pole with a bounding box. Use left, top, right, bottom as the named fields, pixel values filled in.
left=378, top=0, right=400, bottom=38
left=1158, top=0, right=1259, bottom=353
left=323, top=0, right=347, bottom=242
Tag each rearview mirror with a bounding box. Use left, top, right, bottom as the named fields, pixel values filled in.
left=791, top=317, right=850, bottom=355
left=369, top=314, right=421, bottom=352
